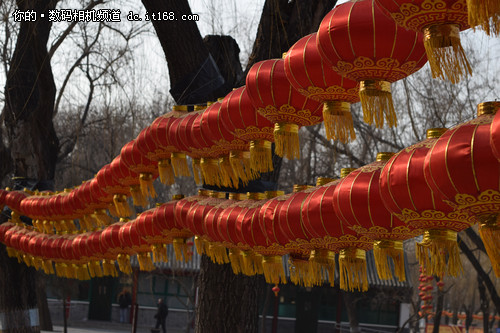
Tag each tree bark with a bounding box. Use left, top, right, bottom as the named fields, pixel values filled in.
left=477, top=273, right=489, bottom=333
left=432, top=277, right=444, bottom=333
left=341, top=291, right=360, bottom=333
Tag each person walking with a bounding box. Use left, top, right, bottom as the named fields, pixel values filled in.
left=117, top=288, right=132, bottom=323
left=154, top=298, right=168, bottom=333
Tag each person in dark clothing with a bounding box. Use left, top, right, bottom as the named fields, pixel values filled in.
left=117, top=288, right=132, bottom=323
left=155, top=298, right=168, bottom=333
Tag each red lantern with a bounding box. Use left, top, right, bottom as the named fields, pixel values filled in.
left=100, top=221, right=129, bottom=274
left=246, top=59, right=323, bottom=160
left=86, top=229, right=117, bottom=277
left=380, top=128, right=475, bottom=277
left=317, top=0, right=427, bottom=128
left=119, top=218, right=155, bottom=271
left=424, top=101, right=500, bottom=276
left=334, top=153, right=417, bottom=282
left=375, top=0, right=471, bottom=83
left=120, top=140, right=158, bottom=200
left=219, top=86, right=275, bottom=174
left=73, top=232, right=102, bottom=278
left=284, top=33, right=359, bottom=143
left=110, top=156, right=146, bottom=213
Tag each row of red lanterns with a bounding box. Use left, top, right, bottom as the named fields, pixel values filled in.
left=1, top=100, right=500, bottom=291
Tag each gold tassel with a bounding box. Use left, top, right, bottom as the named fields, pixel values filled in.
left=42, top=260, right=53, bottom=275
left=423, top=24, right=472, bottom=84
left=192, top=159, right=203, bottom=185
left=416, top=229, right=462, bottom=278
left=194, top=236, right=206, bottom=255
left=90, top=261, right=103, bottom=277
left=130, top=185, right=148, bottom=208
left=158, top=159, right=175, bottom=185
left=43, top=220, right=54, bottom=234
left=323, top=101, right=356, bottom=143
left=117, top=254, right=133, bottom=275
left=289, top=256, right=313, bottom=287
left=468, top=0, right=500, bottom=36
left=274, top=123, right=300, bottom=160
left=478, top=215, right=500, bottom=277
left=139, top=173, right=157, bottom=199
left=219, top=156, right=240, bottom=188
left=309, top=249, right=336, bottom=287
left=250, top=140, right=273, bottom=174
left=113, top=194, right=132, bottom=217
left=373, top=240, right=405, bottom=281
left=137, top=252, right=155, bottom=271
left=207, top=243, right=229, bottom=265
left=76, top=264, right=90, bottom=280
left=102, top=259, right=118, bottom=277
left=171, top=153, right=191, bottom=177
left=359, top=80, right=396, bottom=129
left=173, top=238, right=192, bottom=262
left=108, top=204, right=119, bottom=218
left=339, top=248, right=368, bottom=292
left=262, top=255, right=286, bottom=285
left=33, top=257, right=43, bottom=271
left=230, top=151, right=258, bottom=185
left=200, top=158, right=222, bottom=186
left=228, top=248, right=244, bottom=275
left=151, top=244, right=168, bottom=263
left=94, top=209, right=112, bottom=227
left=241, top=250, right=263, bottom=276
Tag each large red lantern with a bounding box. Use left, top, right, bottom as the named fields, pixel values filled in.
left=175, top=189, right=211, bottom=248
left=334, top=153, right=418, bottom=282
left=100, top=221, right=128, bottom=274
left=110, top=156, right=147, bottom=212
left=96, top=163, right=132, bottom=218
left=380, top=128, right=475, bottom=277
left=425, top=101, right=500, bottom=276
left=119, top=218, right=155, bottom=271
left=86, top=229, right=118, bottom=277
left=73, top=232, right=103, bottom=277
left=375, top=0, right=470, bottom=83
left=219, top=86, right=275, bottom=174
left=284, top=33, right=360, bottom=143
left=246, top=59, right=323, bottom=160
left=317, top=0, right=427, bottom=129
left=120, top=140, right=158, bottom=200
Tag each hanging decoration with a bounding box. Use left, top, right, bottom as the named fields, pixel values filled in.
left=119, top=216, right=155, bottom=271
left=246, top=59, right=323, bottom=160
left=466, top=0, right=500, bottom=36
left=317, top=0, right=427, bottom=128
left=284, top=33, right=360, bottom=143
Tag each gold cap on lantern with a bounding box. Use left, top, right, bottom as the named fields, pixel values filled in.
left=247, top=192, right=265, bottom=200
left=228, top=192, right=247, bottom=201
left=265, top=190, right=285, bottom=199
left=340, top=168, right=357, bottom=178
left=173, top=105, right=188, bottom=111
left=477, top=101, right=500, bottom=116
left=316, top=177, right=335, bottom=186
left=172, top=194, right=184, bottom=200
left=426, top=128, right=447, bottom=139
left=376, top=152, right=394, bottom=162
left=293, top=184, right=312, bottom=192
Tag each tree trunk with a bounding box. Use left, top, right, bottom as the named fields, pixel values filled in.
left=432, top=277, right=444, bottom=333
left=195, top=255, right=263, bottom=333
left=341, top=291, right=360, bottom=333
left=2, top=0, right=59, bottom=331
left=477, top=273, right=489, bottom=333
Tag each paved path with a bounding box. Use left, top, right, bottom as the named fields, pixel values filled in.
left=41, top=321, right=185, bottom=333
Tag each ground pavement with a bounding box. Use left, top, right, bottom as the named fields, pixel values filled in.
left=41, top=320, right=185, bottom=333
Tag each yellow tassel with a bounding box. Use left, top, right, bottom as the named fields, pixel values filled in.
left=171, top=153, right=191, bottom=177
left=219, top=156, right=240, bottom=188
left=102, top=259, right=118, bottom=277
left=373, top=240, right=405, bottom=281
left=309, top=249, right=336, bottom=287
left=468, top=0, right=500, bottom=36
left=33, top=257, right=43, bottom=271
left=173, top=238, right=192, bottom=262
left=137, top=252, right=155, bottom=271
left=108, top=204, right=119, bottom=218
left=478, top=215, right=500, bottom=277
left=83, top=215, right=98, bottom=231
left=130, top=185, right=148, bottom=208
left=22, top=254, right=32, bottom=267
left=200, top=158, right=222, bottom=186
left=151, top=244, right=168, bottom=263
left=139, top=173, right=157, bottom=199
left=228, top=248, right=244, bottom=275
left=194, top=236, right=206, bottom=255
left=192, top=159, right=203, bottom=185
left=6, top=247, right=16, bottom=259
left=423, top=24, right=472, bottom=84
left=230, top=151, right=258, bottom=186
left=241, top=250, right=263, bottom=276
left=207, top=243, right=229, bottom=265
left=416, top=229, right=462, bottom=278
left=289, top=256, right=313, bottom=287
left=250, top=140, right=273, bottom=174
left=359, top=80, right=396, bottom=128
left=113, top=194, right=132, bottom=217
left=117, top=254, right=133, bottom=275
left=262, top=255, right=286, bottom=285
left=94, top=209, right=112, bottom=227
left=339, top=248, right=368, bottom=292
left=273, top=123, right=300, bottom=160
left=323, top=101, right=356, bottom=143
left=91, top=261, right=104, bottom=277
left=158, top=159, right=175, bottom=185
left=76, top=264, right=90, bottom=280
left=42, top=260, right=53, bottom=275
left=43, top=220, right=54, bottom=234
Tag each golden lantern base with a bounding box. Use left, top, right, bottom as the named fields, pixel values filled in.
left=289, top=255, right=313, bottom=287
left=467, top=0, right=500, bottom=36
left=423, top=24, right=472, bottom=84
left=158, top=159, right=175, bottom=185
left=219, top=156, right=240, bottom=188
left=241, top=250, right=264, bottom=276
left=339, top=248, right=368, bottom=292
left=192, top=158, right=203, bottom=185
left=137, top=252, right=155, bottom=271
left=310, top=249, right=336, bottom=287
left=171, top=152, right=191, bottom=177
left=478, top=214, right=500, bottom=277
left=228, top=248, right=244, bottom=275
left=373, top=240, right=405, bottom=281
left=151, top=244, right=168, bottom=263
left=230, top=150, right=258, bottom=185
left=262, top=255, right=287, bottom=285
left=359, top=80, right=396, bottom=129
left=323, top=101, right=355, bottom=143
left=173, top=238, right=192, bottom=262
left=117, top=254, right=133, bottom=275
left=416, top=229, right=462, bottom=278
left=200, top=158, right=222, bottom=186
left=140, top=173, right=156, bottom=199
left=274, top=123, right=300, bottom=160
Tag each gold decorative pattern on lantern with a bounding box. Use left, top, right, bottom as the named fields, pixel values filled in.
left=257, top=104, right=322, bottom=126
left=333, top=57, right=421, bottom=83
